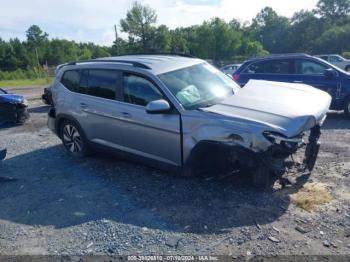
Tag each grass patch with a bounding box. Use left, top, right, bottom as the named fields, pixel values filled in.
left=0, top=78, right=53, bottom=88
left=290, top=182, right=333, bottom=212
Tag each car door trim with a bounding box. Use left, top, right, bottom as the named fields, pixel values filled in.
left=91, top=138, right=179, bottom=166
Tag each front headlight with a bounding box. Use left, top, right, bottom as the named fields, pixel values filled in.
left=263, top=131, right=303, bottom=148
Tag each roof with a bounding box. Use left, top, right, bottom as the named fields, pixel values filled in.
left=66, top=55, right=204, bottom=75
left=244, top=53, right=311, bottom=63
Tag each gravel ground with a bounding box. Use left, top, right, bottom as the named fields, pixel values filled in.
left=0, top=86, right=349, bottom=257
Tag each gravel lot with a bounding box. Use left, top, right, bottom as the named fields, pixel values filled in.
left=0, top=86, right=349, bottom=257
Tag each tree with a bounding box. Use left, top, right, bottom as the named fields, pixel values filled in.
left=314, top=25, right=350, bottom=53
left=25, top=25, right=49, bottom=66
left=316, top=0, right=350, bottom=19
left=286, top=10, right=327, bottom=53
left=250, top=7, right=291, bottom=53
left=152, top=25, right=171, bottom=52
left=120, top=1, right=157, bottom=51
left=169, top=29, right=189, bottom=53
left=26, top=25, right=48, bottom=44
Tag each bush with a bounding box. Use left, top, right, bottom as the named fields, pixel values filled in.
left=342, top=52, right=350, bottom=59
left=0, top=68, right=47, bottom=81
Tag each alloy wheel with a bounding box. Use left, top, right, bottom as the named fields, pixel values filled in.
left=62, top=124, right=83, bottom=153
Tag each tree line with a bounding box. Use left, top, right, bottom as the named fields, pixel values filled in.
left=0, top=0, right=350, bottom=80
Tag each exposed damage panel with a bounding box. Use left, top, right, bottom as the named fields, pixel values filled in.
left=0, top=88, right=29, bottom=124
left=180, top=80, right=331, bottom=187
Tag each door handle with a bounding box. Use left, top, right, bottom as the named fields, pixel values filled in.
left=80, top=103, right=88, bottom=109
left=121, top=112, right=132, bottom=118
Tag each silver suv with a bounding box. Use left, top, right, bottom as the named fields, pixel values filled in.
left=48, top=55, right=331, bottom=188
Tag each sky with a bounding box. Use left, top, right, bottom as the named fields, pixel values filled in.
left=0, top=0, right=318, bottom=46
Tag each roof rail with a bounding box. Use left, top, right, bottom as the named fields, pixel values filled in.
left=124, top=52, right=196, bottom=58
left=264, top=53, right=309, bottom=57
left=66, top=59, right=151, bottom=69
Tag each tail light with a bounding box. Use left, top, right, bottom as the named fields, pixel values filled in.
left=232, top=74, right=240, bottom=81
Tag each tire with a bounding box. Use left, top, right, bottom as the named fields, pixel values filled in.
left=344, top=96, right=350, bottom=116
left=345, top=66, right=350, bottom=72
left=251, top=164, right=274, bottom=190
left=60, top=120, right=89, bottom=157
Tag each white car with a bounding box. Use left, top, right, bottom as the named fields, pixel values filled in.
left=220, top=64, right=241, bottom=76
left=315, top=54, right=350, bottom=72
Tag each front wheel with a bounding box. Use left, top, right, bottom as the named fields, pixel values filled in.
left=344, top=97, right=350, bottom=116
left=60, top=120, right=89, bottom=157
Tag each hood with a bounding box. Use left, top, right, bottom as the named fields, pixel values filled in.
left=0, top=94, right=25, bottom=104
left=203, top=80, right=331, bottom=137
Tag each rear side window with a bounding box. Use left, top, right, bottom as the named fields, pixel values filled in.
left=61, top=70, right=81, bottom=92
left=330, top=55, right=343, bottom=63
left=123, top=74, right=163, bottom=106
left=87, top=70, right=118, bottom=99
left=61, top=69, right=119, bottom=100
left=245, top=60, right=291, bottom=74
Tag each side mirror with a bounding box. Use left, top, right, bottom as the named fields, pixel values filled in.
left=146, top=99, right=171, bottom=114
left=324, top=68, right=337, bottom=79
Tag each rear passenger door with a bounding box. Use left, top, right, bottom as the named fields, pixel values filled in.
left=116, top=73, right=182, bottom=166
left=61, top=69, right=124, bottom=146
left=240, top=59, right=295, bottom=85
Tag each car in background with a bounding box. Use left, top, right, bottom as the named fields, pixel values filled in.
left=315, top=54, right=350, bottom=72
left=48, top=55, right=331, bottom=189
left=233, top=53, right=350, bottom=115
left=220, top=64, right=241, bottom=76
left=0, top=88, right=29, bottom=124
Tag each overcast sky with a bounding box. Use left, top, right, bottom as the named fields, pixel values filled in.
left=0, top=0, right=318, bottom=46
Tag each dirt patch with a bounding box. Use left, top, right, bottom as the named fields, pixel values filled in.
left=289, top=182, right=333, bottom=212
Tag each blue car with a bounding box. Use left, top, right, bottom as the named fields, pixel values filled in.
left=233, top=53, right=350, bottom=115
left=0, top=88, right=29, bottom=124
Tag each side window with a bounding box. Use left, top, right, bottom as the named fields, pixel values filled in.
left=123, top=74, right=163, bottom=106
left=61, top=70, right=81, bottom=92
left=244, top=61, right=264, bottom=74
left=245, top=60, right=291, bottom=74
left=330, top=55, right=343, bottom=63
left=320, top=56, right=328, bottom=61
left=295, top=60, right=329, bottom=75
left=87, top=70, right=118, bottom=100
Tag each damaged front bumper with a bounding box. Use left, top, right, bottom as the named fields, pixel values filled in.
left=261, top=125, right=321, bottom=174
left=0, top=100, right=29, bottom=124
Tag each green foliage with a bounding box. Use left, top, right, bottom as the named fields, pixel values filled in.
left=342, top=51, right=350, bottom=58
left=2, top=0, right=350, bottom=73
left=120, top=1, right=157, bottom=51
left=316, top=0, right=350, bottom=19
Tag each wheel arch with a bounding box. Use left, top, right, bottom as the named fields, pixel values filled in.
left=55, top=114, right=86, bottom=139
left=184, top=139, right=257, bottom=174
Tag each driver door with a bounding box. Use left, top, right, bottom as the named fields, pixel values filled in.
left=115, top=73, right=182, bottom=166
left=293, top=59, right=340, bottom=99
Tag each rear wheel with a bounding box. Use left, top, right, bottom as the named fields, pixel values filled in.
left=60, top=120, right=89, bottom=157
left=344, top=96, right=350, bottom=116
left=345, top=65, right=350, bottom=72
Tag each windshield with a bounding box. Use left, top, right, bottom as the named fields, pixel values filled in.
left=158, top=63, right=240, bottom=109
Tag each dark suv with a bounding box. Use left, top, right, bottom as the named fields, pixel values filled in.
left=233, top=54, right=350, bottom=115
